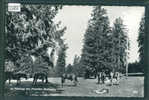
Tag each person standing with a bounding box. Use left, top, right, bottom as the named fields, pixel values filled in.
left=110, top=71, right=114, bottom=85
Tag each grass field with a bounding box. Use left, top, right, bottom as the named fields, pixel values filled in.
left=5, top=76, right=144, bottom=97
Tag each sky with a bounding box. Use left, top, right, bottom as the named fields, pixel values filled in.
left=54, top=6, right=145, bottom=65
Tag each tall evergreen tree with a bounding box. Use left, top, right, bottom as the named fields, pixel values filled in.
left=137, top=16, right=145, bottom=72
left=112, top=17, right=129, bottom=72
left=72, top=55, right=82, bottom=75
left=55, top=44, right=68, bottom=76
left=81, top=6, right=111, bottom=73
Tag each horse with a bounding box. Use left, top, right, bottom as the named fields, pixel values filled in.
left=61, top=73, right=78, bottom=87
left=32, top=73, right=48, bottom=85
left=13, top=73, right=28, bottom=85
left=5, top=71, right=28, bottom=85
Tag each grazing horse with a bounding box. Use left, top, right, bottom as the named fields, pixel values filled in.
left=32, top=73, right=48, bottom=85
left=13, top=73, right=28, bottom=85
left=61, top=73, right=78, bottom=87
left=5, top=71, right=28, bottom=85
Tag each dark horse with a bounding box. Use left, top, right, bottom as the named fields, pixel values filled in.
left=32, top=73, right=48, bottom=85
left=61, top=73, right=78, bottom=87
left=5, top=71, right=28, bottom=85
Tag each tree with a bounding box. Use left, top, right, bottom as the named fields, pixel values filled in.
left=15, top=54, right=33, bottom=74
left=5, top=5, right=66, bottom=74
left=137, top=16, right=145, bottom=72
left=81, top=6, right=111, bottom=74
left=33, top=55, right=49, bottom=75
left=55, top=44, right=68, bottom=76
left=5, top=60, right=15, bottom=72
left=72, top=55, right=83, bottom=76
left=112, top=17, right=129, bottom=73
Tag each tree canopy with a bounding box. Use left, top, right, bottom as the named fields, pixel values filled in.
left=137, top=16, right=145, bottom=72
left=81, top=6, right=111, bottom=72
left=5, top=5, right=66, bottom=74
left=81, top=6, right=129, bottom=74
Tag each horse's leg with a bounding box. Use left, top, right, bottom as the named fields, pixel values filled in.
left=35, top=79, right=37, bottom=85
left=73, top=78, right=77, bottom=86
left=42, top=78, right=44, bottom=84
left=61, top=80, right=63, bottom=87
left=32, top=78, right=34, bottom=85
left=20, top=79, right=21, bottom=85
left=45, top=76, right=48, bottom=83
left=103, top=76, right=105, bottom=84
left=61, top=78, right=64, bottom=87
left=101, top=76, right=104, bottom=84
left=17, top=79, right=19, bottom=85
left=33, top=78, right=36, bottom=85
left=9, top=78, right=11, bottom=84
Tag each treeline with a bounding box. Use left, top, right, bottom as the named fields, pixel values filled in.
left=128, top=61, right=143, bottom=73
left=80, top=6, right=129, bottom=74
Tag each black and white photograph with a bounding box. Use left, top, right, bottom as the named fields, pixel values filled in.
left=4, top=4, right=144, bottom=97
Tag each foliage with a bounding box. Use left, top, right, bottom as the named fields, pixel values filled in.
left=112, top=17, right=129, bottom=72
left=14, top=54, right=33, bottom=74
left=5, top=60, right=15, bottom=72
left=71, top=55, right=83, bottom=76
left=55, top=44, right=68, bottom=76
left=81, top=6, right=129, bottom=75
left=137, top=16, right=145, bottom=72
left=5, top=5, right=66, bottom=74
left=81, top=6, right=111, bottom=73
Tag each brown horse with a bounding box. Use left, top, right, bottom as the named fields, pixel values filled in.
left=32, top=73, right=48, bottom=85
left=61, top=73, right=78, bottom=87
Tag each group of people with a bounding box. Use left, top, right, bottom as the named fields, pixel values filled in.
left=84, top=68, right=120, bottom=85
left=97, top=70, right=120, bottom=85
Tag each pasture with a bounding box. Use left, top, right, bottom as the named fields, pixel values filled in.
left=5, top=76, right=144, bottom=97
